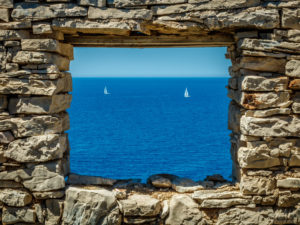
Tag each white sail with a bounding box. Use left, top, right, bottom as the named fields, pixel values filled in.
left=184, top=88, right=190, bottom=98
left=104, top=86, right=110, bottom=95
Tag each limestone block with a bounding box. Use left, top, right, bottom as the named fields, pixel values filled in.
left=240, top=115, right=300, bottom=137
left=68, top=173, right=117, bottom=186
left=228, top=90, right=291, bottom=110
left=0, top=189, right=32, bottom=207
left=4, top=134, right=67, bottom=163
left=289, top=79, right=300, bottom=90
left=0, top=131, right=14, bottom=144
left=240, top=57, right=286, bottom=73
left=21, top=39, right=73, bottom=60
left=245, top=108, right=291, bottom=118
left=52, top=18, right=136, bottom=36
left=277, top=178, right=300, bottom=189
left=166, top=194, right=204, bottom=225
left=34, top=203, right=45, bottom=224
left=286, top=60, right=300, bottom=78
left=0, top=0, right=13, bottom=8
left=282, top=8, right=300, bottom=30
left=239, top=76, right=288, bottom=92
left=49, top=3, right=88, bottom=17
left=274, top=207, right=300, bottom=224
left=240, top=176, right=276, bottom=195
left=0, top=30, right=30, bottom=41
left=2, top=207, right=36, bottom=224
left=22, top=161, right=66, bottom=192
left=0, top=113, right=69, bottom=138
left=12, top=3, right=87, bottom=21
left=239, top=38, right=300, bottom=54
left=78, top=0, right=106, bottom=7
left=88, top=7, right=153, bottom=20
left=0, top=168, right=32, bottom=181
left=0, top=9, right=9, bottom=22
left=204, top=8, right=279, bottom=30
left=13, top=51, right=70, bottom=71
left=0, top=181, right=23, bottom=188
left=238, top=147, right=281, bottom=169
left=200, top=198, right=249, bottom=208
left=119, top=194, right=161, bottom=217
left=33, top=190, right=65, bottom=199
left=8, top=94, right=72, bottom=114
left=0, top=75, right=72, bottom=96
left=192, top=190, right=245, bottom=202
left=32, top=22, right=53, bottom=34
left=216, top=207, right=274, bottom=225
left=115, top=0, right=186, bottom=7
left=62, top=187, right=118, bottom=225
left=0, top=21, right=32, bottom=29
left=277, top=193, right=300, bottom=207
left=152, top=0, right=260, bottom=15
left=45, top=199, right=63, bottom=225
left=292, top=93, right=300, bottom=114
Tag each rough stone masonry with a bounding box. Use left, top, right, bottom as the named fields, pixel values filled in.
left=0, top=0, right=300, bottom=224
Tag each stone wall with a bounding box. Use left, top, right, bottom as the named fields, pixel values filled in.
left=0, top=0, right=300, bottom=224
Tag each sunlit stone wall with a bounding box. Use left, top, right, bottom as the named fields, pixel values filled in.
left=0, top=0, right=300, bottom=224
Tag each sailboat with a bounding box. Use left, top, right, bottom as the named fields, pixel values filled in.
left=104, top=86, right=110, bottom=95
left=184, top=88, right=190, bottom=98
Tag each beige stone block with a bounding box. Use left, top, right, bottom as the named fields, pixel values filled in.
left=13, top=51, right=70, bottom=71
left=88, top=7, right=152, bottom=20
left=0, top=8, right=9, bottom=22
left=8, top=94, right=72, bottom=114
left=32, top=23, right=53, bottom=34
left=286, top=60, right=300, bottom=78
left=45, top=199, right=64, bottom=225
left=282, top=8, right=300, bottom=30
left=21, top=39, right=73, bottom=60
left=240, top=115, right=300, bottom=137
left=240, top=56, right=286, bottom=73
left=240, top=176, right=276, bottom=195
left=277, top=178, right=300, bottom=189
left=239, top=76, right=288, bottom=92
left=5, top=134, right=67, bottom=163
left=0, top=189, right=32, bottom=207
left=0, top=74, right=72, bottom=96
left=78, top=0, right=106, bottom=7
left=115, top=0, right=186, bottom=7
left=0, top=0, right=13, bottom=8
left=245, top=108, right=291, bottom=118
left=2, top=206, right=36, bottom=224
left=0, top=30, right=30, bottom=41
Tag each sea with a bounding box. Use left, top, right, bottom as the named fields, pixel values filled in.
left=68, top=77, right=232, bottom=182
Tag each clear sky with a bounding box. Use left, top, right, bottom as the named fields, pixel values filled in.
left=70, top=47, right=231, bottom=77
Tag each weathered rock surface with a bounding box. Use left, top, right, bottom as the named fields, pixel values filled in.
left=88, top=7, right=152, bottom=20
left=62, top=187, right=118, bottom=225
left=4, top=134, right=67, bottom=163
left=21, top=39, right=73, bottom=60
left=277, top=178, right=300, bottom=189
left=147, top=174, right=178, bottom=188
left=0, top=113, right=69, bottom=138
left=171, top=177, right=204, bottom=193
left=216, top=207, right=274, bottom=225
left=166, top=194, right=204, bottom=225
left=240, top=115, right=300, bottom=137
left=239, top=76, right=288, bottom=92
left=2, top=206, right=36, bottom=224
left=8, top=94, right=72, bottom=114
left=240, top=176, right=276, bottom=195
left=13, top=51, right=70, bottom=71
left=119, top=194, right=161, bottom=217
left=78, top=0, right=106, bottom=7
left=282, top=8, right=300, bottom=30
left=240, top=57, right=286, bottom=73
left=45, top=199, right=64, bottom=225
left=200, top=198, right=249, bottom=208
left=0, top=30, right=30, bottom=41
left=0, top=189, right=32, bottom=207
left=228, top=90, right=291, bottom=110
left=286, top=60, right=300, bottom=78
left=245, top=108, right=291, bottom=118
left=0, top=75, right=72, bottom=96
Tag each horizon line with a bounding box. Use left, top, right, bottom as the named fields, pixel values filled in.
left=72, top=75, right=230, bottom=78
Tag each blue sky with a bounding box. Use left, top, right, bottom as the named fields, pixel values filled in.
left=70, top=47, right=231, bottom=77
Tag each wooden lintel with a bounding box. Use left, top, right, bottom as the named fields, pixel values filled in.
left=65, top=34, right=234, bottom=48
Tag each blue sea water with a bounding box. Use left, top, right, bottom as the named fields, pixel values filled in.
left=68, top=78, right=232, bottom=182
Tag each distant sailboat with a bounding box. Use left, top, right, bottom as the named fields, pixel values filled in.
left=104, top=86, right=110, bottom=95
left=184, top=88, right=190, bottom=98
